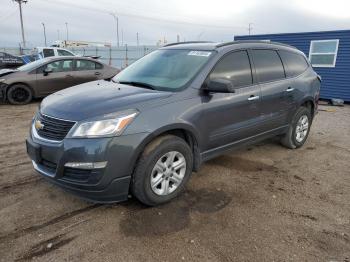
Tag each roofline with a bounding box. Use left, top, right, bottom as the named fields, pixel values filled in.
left=216, top=40, right=297, bottom=49
left=236, top=29, right=350, bottom=38
left=163, top=41, right=214, bottom=47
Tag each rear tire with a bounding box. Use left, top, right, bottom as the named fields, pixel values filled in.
left=131, top=135, right=193, bottom=206
left=7, top=84, right=33, bottom=105
left=281, top=106, right=312, bottom=149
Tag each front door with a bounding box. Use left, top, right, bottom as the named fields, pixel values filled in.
left=35, top=59, right=75, bottom=96
left=198, top=50, right=263, bottom=152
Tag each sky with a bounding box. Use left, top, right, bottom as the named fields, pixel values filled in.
left=0, top=0, right=350, bottom=47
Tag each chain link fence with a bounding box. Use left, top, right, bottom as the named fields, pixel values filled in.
left=0, top=45, right=158, bottom=69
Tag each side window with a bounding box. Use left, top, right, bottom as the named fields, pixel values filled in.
left=75, top=60, right=98, bottom=71
left=40, top=60, right=73, bottom=73
left=57, top=49, right=74, bottom=56
left=42, top=49, right=55, bottom=57
left=279, top=50, right=309, bottom=77
left=95, top=62, right=103, bottom=69
left=209, top=50, right=253, bottom=88
left=251, top=49, right=285, bottom=83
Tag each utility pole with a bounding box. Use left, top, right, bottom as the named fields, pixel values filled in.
left=57, top=29, right=60, bottom=40
left=65, top=22, right=69, bottom=41
left=136, top=32, right=139, bottom=46
left=110, top=13, right=119, bottom=48
left=13, top=0, right=27, bottom=48
left=177, top=34, right=180, bottom=43
left=121, top=29, right=124, bottom=46
left=41, top=22, right=47, bottom=46
left=248, top=23, right=253, bottom=35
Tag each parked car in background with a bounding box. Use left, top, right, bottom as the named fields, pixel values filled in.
left=0, top=52, right=24, bottom=69
left=33, top=47, right=76, bottom=59
left=0, top=56, right=119, bottom=104
left=26, top=41, right=321, bottom=206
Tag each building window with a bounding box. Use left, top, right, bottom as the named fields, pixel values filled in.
left=309, top=39, right=339, bottom=67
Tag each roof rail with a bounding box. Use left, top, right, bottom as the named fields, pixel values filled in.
left=216, top=40, right=296, bottom=49
left=163, top=41, right=213, bottom=47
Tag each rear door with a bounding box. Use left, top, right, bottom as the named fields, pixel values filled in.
left=278, top=50, right=310, bottom=109
left=35, top=59, right=75, bottom=96
left=73, top=59, right=105, bottom=85
left=199, top=50, right=263, bottom=151
left=249, top=49, right=291, bottom=130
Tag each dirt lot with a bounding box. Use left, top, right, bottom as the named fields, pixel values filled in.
left=0, top=102, right=349, bottom=262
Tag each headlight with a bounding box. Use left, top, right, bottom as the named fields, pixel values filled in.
left=0, top=79, right=6, bottom=83
left=71, top=109, right=138, bottom=138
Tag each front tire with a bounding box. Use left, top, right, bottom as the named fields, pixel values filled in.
left=281, top=106, right=312, bottom=149
left=131, top=135, right=193, bottom=206
left=7, top=84, right=33, bottom=105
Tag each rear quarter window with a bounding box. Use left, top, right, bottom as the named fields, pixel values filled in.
left=279, top=50, right=309, bottom=77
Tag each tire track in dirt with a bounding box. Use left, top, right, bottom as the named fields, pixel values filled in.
left=0, top=204, right=101, bottom=242
left=0, top=176, right=42, bottom=196
left=15, top=233, right=77, bottom=261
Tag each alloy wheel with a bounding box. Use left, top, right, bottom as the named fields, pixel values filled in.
left=150, top=151, right=186, bottom=196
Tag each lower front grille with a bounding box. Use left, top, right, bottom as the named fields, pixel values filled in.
left=36, top=113, right=76, bottom=141
left=64, top=167, right=91, bottom=182
left=41, top=159, right=57, bottom=173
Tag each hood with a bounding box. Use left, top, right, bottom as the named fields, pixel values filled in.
left=0, top=68, right=18, bottom=77
left=40, top=80, right=173, bottom=121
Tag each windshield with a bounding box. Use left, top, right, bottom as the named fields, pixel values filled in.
left=113, top=49, right=213, bottom=91
left=17, top=58, right=49, bottom=72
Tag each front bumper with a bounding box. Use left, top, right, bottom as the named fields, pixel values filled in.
left=0, top=83, right=8, bottom=102
left=26, top=128, right=149, bottom=203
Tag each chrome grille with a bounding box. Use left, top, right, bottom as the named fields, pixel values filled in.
left=36, top=113, right=75, bottom=141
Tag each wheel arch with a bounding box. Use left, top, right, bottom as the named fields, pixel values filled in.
left=299, top=96, right=316, bottom=119
left=130, top=124, right=202, bottom=176
left=6, top=82, right=36, bottom=98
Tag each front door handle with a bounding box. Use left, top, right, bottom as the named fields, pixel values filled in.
left=95, top=72, right=101, bottom=76
left=248, top=95, right=260, bottom=101
left=286, top=87, right=294, bottom=92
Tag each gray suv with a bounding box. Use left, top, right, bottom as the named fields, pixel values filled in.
left=26, top=41, right=321, bottom=206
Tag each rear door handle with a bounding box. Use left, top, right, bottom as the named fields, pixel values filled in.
left=286, top=87, right=294, bottom=92
left=95, top=72, right=101, bottom=76
left=248, top=95, right=259, bottom=101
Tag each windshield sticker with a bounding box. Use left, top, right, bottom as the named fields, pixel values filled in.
left=188, top=51, right=212, bottom=57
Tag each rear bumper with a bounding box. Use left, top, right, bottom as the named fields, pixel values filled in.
left=26, top=126, right=150, bottom=203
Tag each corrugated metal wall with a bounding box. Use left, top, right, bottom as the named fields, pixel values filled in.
left=235, top=30, right=350, bottom=102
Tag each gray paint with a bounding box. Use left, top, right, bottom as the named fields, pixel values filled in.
left=27, top=41, right=320, bottom=203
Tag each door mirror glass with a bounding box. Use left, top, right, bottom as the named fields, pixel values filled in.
left=204, top=78, right=235, bottom=93
left=43, top=68, right=53, bottom=75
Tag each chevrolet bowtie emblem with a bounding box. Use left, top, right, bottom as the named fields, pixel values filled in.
left=35, top=120, right=44, bottom=130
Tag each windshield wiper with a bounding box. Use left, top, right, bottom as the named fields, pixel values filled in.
left=118, top=81, right=156, bottom=90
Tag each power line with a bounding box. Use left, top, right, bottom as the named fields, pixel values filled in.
left=39, top=0, right=246, bottom=30
left=0, top=8, right=18, bottom=23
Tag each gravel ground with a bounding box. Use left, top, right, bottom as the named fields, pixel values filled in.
left=0, top=102, right=349, bottom=262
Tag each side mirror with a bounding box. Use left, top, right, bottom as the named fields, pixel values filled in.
left=203, top=78, right=235, bottom=93
left=43, top=68, right=53, bottom=76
